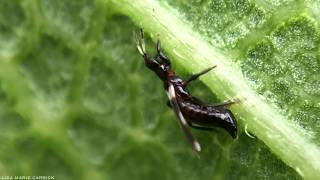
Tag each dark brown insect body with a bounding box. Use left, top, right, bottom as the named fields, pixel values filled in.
left=136, top=30, right=238, bottom=157
left=167, top=77, right=237, bottom=138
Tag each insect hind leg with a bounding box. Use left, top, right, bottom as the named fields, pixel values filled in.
left=166, top=100, right=171, bottom=108
left=212, top=97, right=241, bottom=108
left=187, top=122, right=215, bottom=131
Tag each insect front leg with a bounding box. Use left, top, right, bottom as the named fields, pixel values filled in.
left=185, top=65, right=217, bottom=85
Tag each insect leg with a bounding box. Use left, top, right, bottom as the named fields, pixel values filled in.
left=167, top=84, right=201, bottom=158
left=167, top=100, right=213, bottom=131
left=185, top=65, right=217, bottom=85
left=187, top=122, right=215, bottom=131
left=166, top=100, right=171, bottom=108
left=212, top=98, right=241, bottom=108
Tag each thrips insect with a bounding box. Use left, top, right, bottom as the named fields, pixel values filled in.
left=136, top=30, right=238, bottom=158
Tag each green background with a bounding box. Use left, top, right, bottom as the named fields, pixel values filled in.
left=0, top=0, right=319, bottom=179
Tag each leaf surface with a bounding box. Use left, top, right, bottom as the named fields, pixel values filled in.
left=0, top=0, right=319, bottom=179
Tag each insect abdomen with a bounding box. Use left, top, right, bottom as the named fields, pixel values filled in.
left=179, top=101, right=237, bottom=138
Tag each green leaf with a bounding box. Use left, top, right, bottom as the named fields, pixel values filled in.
left=0, top=0, right=319, bottom=179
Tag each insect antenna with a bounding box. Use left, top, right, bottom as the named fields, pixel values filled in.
left=135, top=28, right=146, bottom=57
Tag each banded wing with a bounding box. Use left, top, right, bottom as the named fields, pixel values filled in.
left=166, top=83, right=201, bottom=158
